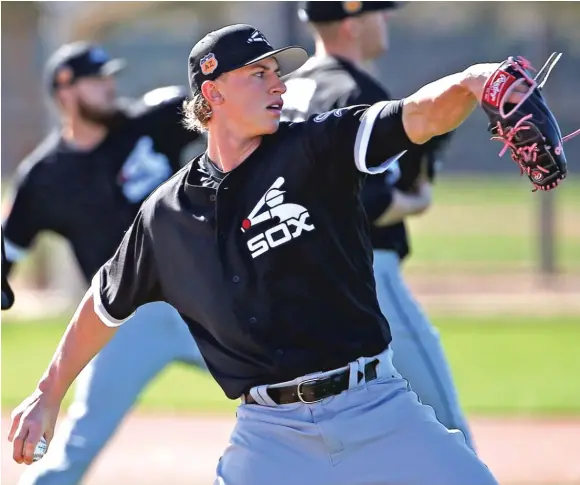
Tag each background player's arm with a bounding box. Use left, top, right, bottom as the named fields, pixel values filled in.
left=2, top=156, right=52, bottom=282
left=2, top=231, right=16, bottom=310
left=373, top=181, right=432, bottom=226
left=343, top=87, right=434, bottom=225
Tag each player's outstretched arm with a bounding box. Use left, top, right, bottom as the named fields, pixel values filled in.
left=402, top=63, right=513, bottom=145
left=8, top=290, right=118, bottom=465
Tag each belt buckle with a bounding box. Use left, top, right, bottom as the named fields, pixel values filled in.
left=296, top=378, right=323, bottom=404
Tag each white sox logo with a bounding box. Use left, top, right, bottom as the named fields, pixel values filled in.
left=247, top=30, right=272, bottom=48
left=242, top=177, right=315, bottom=258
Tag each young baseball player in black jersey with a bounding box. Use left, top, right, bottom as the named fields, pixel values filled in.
left=10, top=24, right=519, bottom=485
left=282, top=1, right=475, bottom=451
left=2, top=42, right=208, bottom=485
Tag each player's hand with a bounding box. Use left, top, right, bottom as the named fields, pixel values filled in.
left=464, top=63, right=529, bottom=105
left=8, top=390, right=60, bottom=464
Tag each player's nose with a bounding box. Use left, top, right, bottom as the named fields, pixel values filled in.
left=271, top=77, right=286, bottom=95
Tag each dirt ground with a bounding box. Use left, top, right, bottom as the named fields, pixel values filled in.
left=2, top=413, right=580, bottom=485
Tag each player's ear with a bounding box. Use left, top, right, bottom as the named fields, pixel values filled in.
left=341, top=17, right=360, bottom=40
left=53, top=86, right=73, bottom=112
left=201, top=81, right=224, bottom=107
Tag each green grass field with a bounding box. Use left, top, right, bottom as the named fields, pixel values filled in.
left=404, top=175, right=580, bottom=273
left=3, top=314, right=579, bottom=416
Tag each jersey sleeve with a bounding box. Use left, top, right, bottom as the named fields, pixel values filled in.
left=359, top=172, right=396, bottom=222
left=133, top=86, right=200, bottom=152
left=395, top=132, right=453, bottom=191
left=2, top=162, right=48, bottom=261
left=304, top=100, right=419, bottom=178
left=91, top=210, right=162, bottom=326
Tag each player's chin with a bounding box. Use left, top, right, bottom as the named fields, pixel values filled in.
left=260, top=118, right=281, bottom=135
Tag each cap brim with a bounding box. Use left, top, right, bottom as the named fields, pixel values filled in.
left=243, top=46, right=308, bottom=78
left=99, top=58, right=126, bottom=76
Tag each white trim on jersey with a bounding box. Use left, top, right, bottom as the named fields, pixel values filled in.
left=354, top=101, right=407, bottom=174
left=3, top=237, right=28, bottom=262
left=91, top=272, right=135, bottom=327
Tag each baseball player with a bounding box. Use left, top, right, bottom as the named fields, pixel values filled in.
left=282, top=1, right=475, bottom=450
left=10, top=24, right=519, bottom=485
left=2, top=42, right=208, bottom=485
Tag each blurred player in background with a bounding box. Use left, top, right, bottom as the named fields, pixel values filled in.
left=282, top=1, right=475, bottom=450
left=2, top=231, right=15, bottom=310
left=2, top=42, right=208, bottom=485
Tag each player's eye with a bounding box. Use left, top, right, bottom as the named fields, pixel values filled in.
left=254, top=71, right=265, bottom=78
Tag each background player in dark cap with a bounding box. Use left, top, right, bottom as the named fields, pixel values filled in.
left=282, top=0, right=475, bottom=450
left=9, top=23, right=514, bottom=484
left=2, top=41, right=208, bottom=485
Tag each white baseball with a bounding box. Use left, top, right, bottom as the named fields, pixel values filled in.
left=33, top=437, right=48, bottom=462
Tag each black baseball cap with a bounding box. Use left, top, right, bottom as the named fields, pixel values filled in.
left=188, top=24, right=308, bottom=95
left=298, top=1, right=402, bottom=23
left=45, top=42, right=126, bottom=95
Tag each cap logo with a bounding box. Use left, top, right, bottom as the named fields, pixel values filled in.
left=89, top=47, right=109, bottom=63
left=247, top=30, right=272, bottom=48
left=343, top=1, right=363, bottom=14
left=55, top=66, right=73, bottom=86
left=200, top=53, right=218, bottom=76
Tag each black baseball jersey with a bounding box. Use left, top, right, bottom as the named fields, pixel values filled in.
left=93, top=100, right=420, bottom=399
left=282, top=56, right=449, bottom=260
left=2, top=86, right=200, bottom=283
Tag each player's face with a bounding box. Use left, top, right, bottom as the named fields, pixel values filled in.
left=215, top=57, right=286, bottom=136
left=358, top=11, right=391, bottom=60
left=73, top=76, right=118, bottom=124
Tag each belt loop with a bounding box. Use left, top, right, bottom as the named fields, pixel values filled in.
left=348, top=361, right=358, bottom=389
left=249, top=385, right=278, bottom=406
left=356, top=357, right=366, bottom=386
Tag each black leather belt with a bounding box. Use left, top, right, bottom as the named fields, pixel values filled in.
left=243, top=359, right=379, bottom=405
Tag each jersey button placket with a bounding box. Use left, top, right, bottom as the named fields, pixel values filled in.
left=248, top=317, right=257, bottom=324
left=232, top=275, right=240, bottom=283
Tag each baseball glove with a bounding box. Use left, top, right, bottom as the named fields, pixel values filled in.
left=481, top=53, right=579, bottom=191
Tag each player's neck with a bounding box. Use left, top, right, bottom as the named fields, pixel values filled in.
left=206, top=128, right=262, bottom=173
left=314, top=39, right=364, bottom=67
left=61, top=116, right=109, bottom=151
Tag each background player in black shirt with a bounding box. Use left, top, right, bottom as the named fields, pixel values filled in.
left=283, top=1, right=475, bottom=451
left=2, top=42, right=208, bottom=485
left=8, top=24, right=516, bottom=484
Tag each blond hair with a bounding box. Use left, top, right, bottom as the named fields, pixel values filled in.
left=182, top=93, right=212, bottom=133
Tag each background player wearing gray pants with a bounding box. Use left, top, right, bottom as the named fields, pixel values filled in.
left=2, top=42, right=208, bottom=485
left=283, top=1, right=474, bottom=449
left=18, top=302, right=206, bottom=485
left=373, top=250, right=475, bottom=450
